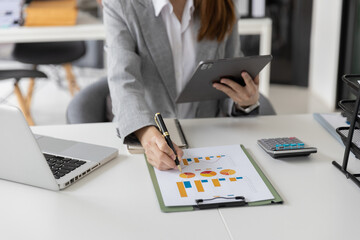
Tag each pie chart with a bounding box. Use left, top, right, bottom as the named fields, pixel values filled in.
left=179, top=172, right=195, bottom=178
left=220, top=169, right=236, bottom=175
left=200, top=171, right=217, bottom=177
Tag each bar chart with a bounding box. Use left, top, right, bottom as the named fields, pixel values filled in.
left=176, top=176, right=245, bottom=198
left=175, top=153, right=245, bottom=198
left=181, top=154, right=226, bottom=166
left=154, top=145, right=274, bottom=206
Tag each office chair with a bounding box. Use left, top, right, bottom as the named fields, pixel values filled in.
left=66, top=77, right=112, bottom=124
left=12, top=41, right=86, bottom=96
left=66, top=78, right=276, bottom=124
left=0, top=69, right=47, bottom=126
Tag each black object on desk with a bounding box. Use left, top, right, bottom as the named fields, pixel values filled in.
left=258, top=137, right=317, bottom=158
left=154, top=113, right=182, bottom=172
left=333, top=74, right=360, bottom=188
left=195, top=196, right=247, bottom=210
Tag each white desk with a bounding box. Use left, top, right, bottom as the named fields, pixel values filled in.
left=0, top=123, right=229, bottom=240
left=181, top=115, right=360, bottom=239
left=1, top=115, right=359, bottom=239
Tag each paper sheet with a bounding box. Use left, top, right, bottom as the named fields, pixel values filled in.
left=318, top=113, right=349, bottom=129
left=154, top=145, right=274, bottom=207
left=313, top=112, right=349, bottom=144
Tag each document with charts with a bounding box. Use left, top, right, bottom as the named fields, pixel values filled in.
left=154, top=145, right=274, bottom=206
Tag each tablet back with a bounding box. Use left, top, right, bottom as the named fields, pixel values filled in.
left=176, top=55, right=272, bottom=103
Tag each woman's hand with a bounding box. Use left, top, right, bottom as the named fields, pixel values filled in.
left=135, top=126, right=183, bottom=170
left=213, top=72, right=259, bottom=107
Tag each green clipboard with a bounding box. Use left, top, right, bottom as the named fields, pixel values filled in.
left=146, top=145, right=283, bottom=212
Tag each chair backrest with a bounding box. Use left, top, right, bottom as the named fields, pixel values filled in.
left=259, top=94, right=276, bottom=115
left=66, top=77, right=111, bottom=124
left=66, top=77, right=276, bottom=124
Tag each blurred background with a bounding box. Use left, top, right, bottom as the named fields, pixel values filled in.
left=1, top=0, right=357, bottom=125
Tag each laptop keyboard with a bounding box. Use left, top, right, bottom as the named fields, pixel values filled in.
left=44, top=154, right=86, bottom=179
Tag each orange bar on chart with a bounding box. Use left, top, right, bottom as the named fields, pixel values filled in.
left=205, top=157, right=210, bottom=160
left=176, top=182, right=188, bottom=197
left=194, top=158, right=199, bottom=163
left=182, top=159, right=188, bottom=165
left=229, top=177, right=237, bottom=182
left=212, top=179, right=221, bottom=187
left=194, top=180, right=204, bottom=192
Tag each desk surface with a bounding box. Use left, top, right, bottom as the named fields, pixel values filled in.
left=1, top=114, right=360, bottom=240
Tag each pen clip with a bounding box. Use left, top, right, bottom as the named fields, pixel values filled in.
left=154, top=113, right=161, bottom=131
left=154, top=113, right=169, bottom=135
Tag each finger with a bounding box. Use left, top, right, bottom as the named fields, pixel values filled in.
left=241, top=72, right=258, bottom=90
left=220, top=78, right=256, bottom=100
left=213, top=82, right=237, bottom=99
left=155, top=136, right=176, bottom=160
left=152, top=147, right=176, bottom=170
left=144, top=146, right=166, bottom=170
left=253, top=74, right=260, bottom=86
left=145, top=138, right=175, bottom=170
left=216, top=79, right=251, bottom=103
left=154, top=137, right=177, bottom=168
left=157, top=152, right=176, bottom=170
left=239, top=72, right=259, bottom=101
left=219, top=78, right=244, bottom=93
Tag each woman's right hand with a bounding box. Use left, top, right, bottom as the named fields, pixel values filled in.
left=135, top=126, right=183, bottom=170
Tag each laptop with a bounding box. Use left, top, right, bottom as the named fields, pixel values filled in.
left=0, top=104, right=118, bottom=190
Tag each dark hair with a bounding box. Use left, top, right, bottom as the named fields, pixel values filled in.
left=194, top=0, right=236, bottom=42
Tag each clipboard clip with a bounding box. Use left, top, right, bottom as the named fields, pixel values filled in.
left=195, top=196, right=247, bottom=209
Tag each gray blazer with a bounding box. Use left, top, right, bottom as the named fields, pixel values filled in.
left=103, top=0, right=242, bottom=143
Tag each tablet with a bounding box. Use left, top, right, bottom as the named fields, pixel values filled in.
left=176, top=55, right=272, bottom=103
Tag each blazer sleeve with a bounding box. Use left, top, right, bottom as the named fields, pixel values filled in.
left=103, top=0, right=155, bottom=144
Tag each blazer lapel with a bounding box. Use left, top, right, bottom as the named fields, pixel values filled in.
left=133, top=0, right=177, bottom=104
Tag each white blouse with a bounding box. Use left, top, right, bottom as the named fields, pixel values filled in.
left=152, top=0, right=198, bottom=118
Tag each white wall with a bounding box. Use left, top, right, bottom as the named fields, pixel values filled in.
left=309, top=0, right=343, bottom=110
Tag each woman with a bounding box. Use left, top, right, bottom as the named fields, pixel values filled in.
left=103, top=0, right=260, bottom=170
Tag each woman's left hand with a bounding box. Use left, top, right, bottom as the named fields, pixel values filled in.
left=213, top=72, right=259, bottom=107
